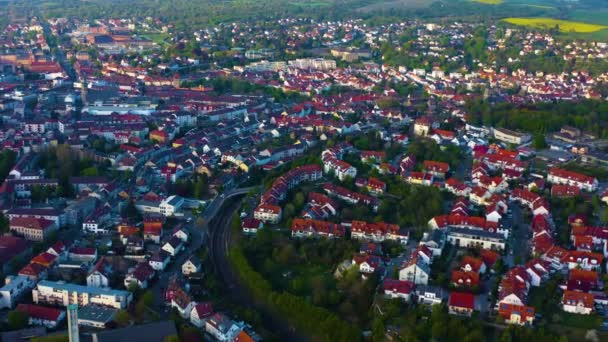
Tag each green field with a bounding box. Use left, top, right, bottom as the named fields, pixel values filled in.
left=470, top=0, right=503, bottom=4
left=503, top=17, right=608, bottom=32
left=141, top=32, right=170, bottom=45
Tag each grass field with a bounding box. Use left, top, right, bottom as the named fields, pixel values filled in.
left=470, top=0, right=503, bottom=4
left=141, top=32, right=170, bottom=45
left=356, top=0, right=433, bottom=12
left=290, top=1, right=332, bottom=7
left=569, top=9, right=608, bottom=25
left=503, top=17, right=608, bottom=33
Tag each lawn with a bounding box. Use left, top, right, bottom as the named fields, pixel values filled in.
left=141, top=32, right=170, bottom=45
left=502, top=17, right=608, bottom=33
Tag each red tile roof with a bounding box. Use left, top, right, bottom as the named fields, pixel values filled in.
left=449, top=292, right=475, bottom=310
left=16, top=304, right=63, bottom=322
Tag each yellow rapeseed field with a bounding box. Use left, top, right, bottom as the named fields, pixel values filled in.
left=503, top=17, right=608, bottom=33
left=470, top=0, right=503, bottom=4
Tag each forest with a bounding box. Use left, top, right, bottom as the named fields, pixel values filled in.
left=465, top=99, right=608, bottom=137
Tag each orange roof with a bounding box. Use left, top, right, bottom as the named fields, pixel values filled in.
left=31, top=252, right=57, bottom=266
left=460, top=256, right=484, bottom=273
left=234, top=331, right=255, bottom=342
left=569, top=269, right=598, bottom=283
left=451, top=270, right=480, bottom=287
left=562, top=290, right=594, bottom=308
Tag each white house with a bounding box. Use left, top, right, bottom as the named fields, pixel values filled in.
left=190, top=302, right=214, bottom=328
left=0, top=275, right=35, bottom=309
left=159, top=196, right=184, bottom=217
left=162, top=237, right=184, bottom=257
left=398, top=258, right=430, bottom=285
left=416, top=285, right=446, bottom=305
left=16, top=304, right=65, bottom=329
left=124, top=262, right=155, bottom=290
left=182, top=256, right=202, bottom=276
left=149, top=251, right=171, bottom=271
left=562, top=291, right=594, bottom=315
left=205, top=313, right=244, bottom=342
left=383, top=279, right=414, bottom=302
left=86, top=258, right=112, bottom=288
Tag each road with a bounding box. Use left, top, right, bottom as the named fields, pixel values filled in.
left=146, top=187, right=253, bottom=319
left=149, top=221, right=204, bottom=319
left=206, top=196, right=304, bottom=341
left=506, top=203, right=528, bottom=267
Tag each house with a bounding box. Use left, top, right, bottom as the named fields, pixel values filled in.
left=77, top=304, right=118, bottom=328
left=448, top=292, right=475, bottom=316
left=162, top=236, right=184, bottom=256
left=525, top=259, right=551, bottom=287
left=0, top=275, right=35, bottom=309
left=16, top=304, right=65, bottom=329
left=291, top=218, right=345, bottom=238
left=149, top=251, right=171, bottom=271
left=170, top=287, right=195, bottom=319
left=567, top=269, right=599, bottom=292
left=498, top=303, right=535, bottom=326
left=68, top=247, right=97, bottom=263
left=423, top=160, right=449, bottom=178
left=242, top=218, right=263, bottom=234
left=383, top=279, right=414, bottom=302
left=172, top=226, right=189, bottom=243
left=0, top=236, right=32, bottom=274
left=205, top=313, right=244, bottom=342
left=446, top=227, right=506, bottom=251
left=32, top=280, right=132, bottom=309
left=352, top=254, right=383, bottom=274
left=254, top=204, right=282, bottom=224
left=547, top=168, right=598, bottom=192
left=561, top=250, right=603, bottom=271
left=182, top=256, right=202, bottom=276
left=451, top=270, right=480, bottom=289
left=460, top=256, right=486, bottom=274
left=415, top=285, right=446, bottom=305
left=551, top=184, right=581, bottom=198
left=399, top=258, right=430, bottom=285
left=406, top=172, right=434, bottom=186
left=413, top=117, right=432, bottom=136
left=159, top=196, right=184, bottom=217
left=18, top=262, right=48, bottom=281
left=350, top=220, right=408, bottom=244
left=190, top=302, right=214, bottom=328
left=562, top=290, right=594, bottom=315
left=9, top=217, right=57, bottom=242
left=31, top=251, right=58, bottom=269
left=143, top=216, right=163, bottom=243
left=46, top=241, right=67, bottom=257
left=124, top=262, right=155, bottom=290
left=87, top=257, right=113, bottom=288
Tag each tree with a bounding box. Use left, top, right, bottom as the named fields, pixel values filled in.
left=8, top=310, right=29, bottom=330
left=533, top=133, right=547, bottom=150
left=193, top=174, right=208, bottom=199
left=142, top=290, right=155, bottom=307
left=0, top=212, right=9, bottom=233
left=114, top=310, right=130, bottom=327
left=127, top=282, right=140, bottom=293
left=163, top=335, right=180, bottom=342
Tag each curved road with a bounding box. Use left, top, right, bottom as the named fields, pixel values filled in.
left=206, top=196, right=305, bottom=342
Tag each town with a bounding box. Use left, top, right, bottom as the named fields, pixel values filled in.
left=0, top=7, right=607, bottom=342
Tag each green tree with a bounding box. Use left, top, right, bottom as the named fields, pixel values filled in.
left=163, top=335, right=180, bottom=342
left=114, top=309, right=130, bottom=327
left=0, top=212, right=9, bottom=233
left=533, top=133, right=547, bottom=150
left=7, top=310, right=29, bottom=330
left=142, top=290, right=155, bottom=307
